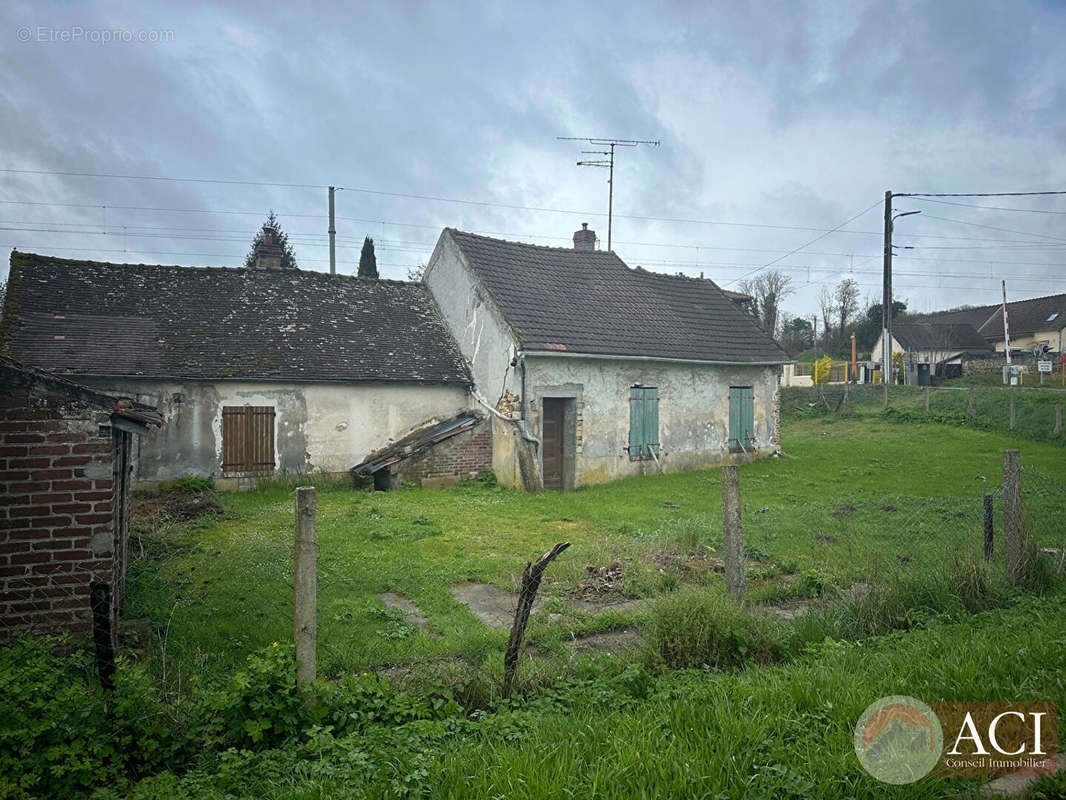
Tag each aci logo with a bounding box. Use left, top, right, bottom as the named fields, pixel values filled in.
left=854, top=696, right=944, bottom=784
left=856, top=697, right=1058, bottom=784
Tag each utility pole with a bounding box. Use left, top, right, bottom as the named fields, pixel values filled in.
left=881, top=191, right=920, bottom=399
left=882, top=190, right=893, bottom=402
left=558, top=136, right=659, bottom=251
left=328, top=186, right=336, bottom=276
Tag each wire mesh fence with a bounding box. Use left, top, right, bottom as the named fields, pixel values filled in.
left=782, top=384, right=1066, bottom=446
left=120, top=462, right=1066, bottom=690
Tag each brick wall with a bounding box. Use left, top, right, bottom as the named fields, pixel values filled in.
left=0, top=371, right=121, bottom=640
left=393, top=419, right=493, bottom=487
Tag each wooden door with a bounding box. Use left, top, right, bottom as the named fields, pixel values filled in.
left=542, top=398, right=564, bottom=490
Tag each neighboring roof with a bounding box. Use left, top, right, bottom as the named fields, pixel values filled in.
left=3, top=252, right=471, bottom=385
left=442, top=229, right=789, bottom=364
left=989, top=292, right=1066, bottom=337
left=914, top=292, right=1066, bottom=339
left=0, top=357, right=162, bottom=430
left=891, top=323, right=993, bottom=353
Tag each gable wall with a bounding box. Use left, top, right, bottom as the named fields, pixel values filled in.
left=425, top=234, right=517, bottom=405
left=76, top=379, right=469, bottom=486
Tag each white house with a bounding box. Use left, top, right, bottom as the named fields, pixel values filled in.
left=424, top=225, right=790, bottom=490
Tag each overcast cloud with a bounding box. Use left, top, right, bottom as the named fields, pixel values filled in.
left=2, top=0, right=1065, bottom=320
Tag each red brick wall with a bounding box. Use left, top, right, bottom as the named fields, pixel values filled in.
left=0, top=378, right=118, bottom=639
left=393, top=419, right=493, bottom=485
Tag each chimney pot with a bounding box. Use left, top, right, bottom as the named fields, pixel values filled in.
left=573, top=223, right=596, bottom=251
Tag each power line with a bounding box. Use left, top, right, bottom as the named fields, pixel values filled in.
left=913, top=213, right=1066, bottom=243
left=900, top=190, right=1066, bottom=198
left=722, top=199, right=885, bottom=287
left=909, top=197, right=1066, bottom=215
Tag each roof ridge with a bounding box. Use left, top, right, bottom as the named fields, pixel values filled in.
left=10, top=250, right=421, bottom=287
left=445, top=227, right=621, bottom=257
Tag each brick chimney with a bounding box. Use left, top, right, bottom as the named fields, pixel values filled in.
left=573, top=222, right=596, bottom=251
left=253, top=227, right=284, bottom=270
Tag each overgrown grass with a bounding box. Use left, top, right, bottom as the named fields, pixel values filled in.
left=124, top=418, right=1066, bottom=686
left=98, top=593, right=1066, bottom=799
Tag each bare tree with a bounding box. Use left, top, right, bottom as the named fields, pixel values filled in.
left=835, top=278, right=860, bottom=347
left=818, top=285, right=835, bottom=349
left=739, top=270, right=795, bottom=337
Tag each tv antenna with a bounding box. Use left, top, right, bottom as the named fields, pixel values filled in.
left=558, top=136, right=660, bottom=250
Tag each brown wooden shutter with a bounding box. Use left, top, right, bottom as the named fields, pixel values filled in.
left=221, top=406, right=276, bottom=474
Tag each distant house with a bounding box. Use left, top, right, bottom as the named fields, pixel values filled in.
left=917, top=292, right=1066, bottom=355
left=872, top=322, right=994, bottom=368
left=424, top=225, right=790, bottom=490
left=2, top=250, right=476, bottom=488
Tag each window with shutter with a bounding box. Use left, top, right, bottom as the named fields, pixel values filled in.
left=628, top=386, right=659, bottom=460
left=221, top=406, right=276, bottom=474
left=728, top=387, right=754, bottom=453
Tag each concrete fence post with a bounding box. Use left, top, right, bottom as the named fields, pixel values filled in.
left=1009, top=395, right=1016, bottom=431
left=721, top=465, right=746, bottom=601
left=294, top=486, right=317, bottom=686
left=1003, top=450, right=1024, bottom=586
left=967, top=388, right=977, bottom=420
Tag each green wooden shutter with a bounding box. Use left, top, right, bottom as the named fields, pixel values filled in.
left=629, top=387, right=643, bottom=458
left=729, top=387, right=754, bottom=451
left=643, top=387, right=659, bottom=457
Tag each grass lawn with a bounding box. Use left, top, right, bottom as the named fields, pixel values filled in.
left=127, top=416, right=1066, bottom=684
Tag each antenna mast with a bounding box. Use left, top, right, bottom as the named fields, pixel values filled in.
left=558, top=136, right=659, bottom=250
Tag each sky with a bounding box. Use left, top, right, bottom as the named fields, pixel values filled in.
left=2, top=0, right=1065, bottom=324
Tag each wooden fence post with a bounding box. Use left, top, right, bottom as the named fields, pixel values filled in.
left=1055, top=405, right=1062, bottom=435
left=721, top=465, right=746, bottom=601
left=503, top=542, right=570, bottom=697
left=924, top=386, right=930, bottom=413
left=90, top=581, right=115, bottom=690
left=294, top=486, right=317, bottom=686
left=1003, top=450, right=1024, bottom=585
left=1009, top=395, right=1016, bottom=430
left=967, top=388, right=977, bottom=420
left=983, top=493, right=994, bottom=562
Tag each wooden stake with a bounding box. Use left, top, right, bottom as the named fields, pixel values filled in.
left=1009, top=395, right=1016, bottom=430
left=721, top=465, right=746, bottom=601
left=1055, top=405, right=1062, bottom=435
left=294, top=486, right=317, bottom=686
left=983, top=493, right=994, bottom=562
left=924, top=386, right=930, bottom=413
left=503, top=542, right=570, bottom=696
left=967, top=388, right=977, bottom=420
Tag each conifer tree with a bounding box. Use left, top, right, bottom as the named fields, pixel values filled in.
left=358, top=236, right=379, bottom=278
left=244, top=211, right=299, bottom=270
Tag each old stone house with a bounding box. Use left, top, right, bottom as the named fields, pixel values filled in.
left=0, top=359, right=160, bottom=640
left=424, top=226, right=790, bottom=490
left=2, top=250, right=478, bottom=489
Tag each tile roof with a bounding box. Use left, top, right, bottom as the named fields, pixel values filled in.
left=3, top=252, right=470, bottom=385
left=891, top=322, right=993, bottom=352
left=443, top=229, right=789, bottom=364
left=914, top=293, right=1066, bottom=339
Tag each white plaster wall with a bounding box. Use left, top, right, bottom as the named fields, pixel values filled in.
left=299, top=382, right=469, bottom=472
left=520, top=356, right=780, bottom=486
left=80, top=378, right=469, bottom=481
left=424, top=233, right=517, bottom=402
